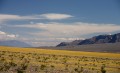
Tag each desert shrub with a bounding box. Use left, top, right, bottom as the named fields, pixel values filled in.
left=2, top=62, right=11, bottom=71
left=40, top=64, right=46, bottom=70
left=21, top=64, right=28, bottom=70
left=17, top=69, right=24, bottom=73
left=74, top=68, right=78, bottom=72
left=74, top=66, right=84, bottom=73
left=62, top=58, right=67, bottom=64
left=51, top=65, right=55, bottom=68
left=9, top=61, right=17, bottom=67
left=65, top=64, right=68, bottom=70
left=80, top=67, right=84, bottom=72
left=101, top=66, right=106, bottom=73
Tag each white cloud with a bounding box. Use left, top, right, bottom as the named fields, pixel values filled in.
left=0, top=14, right=41, bottom=23
left=16, top=23, right=47, bottom=28
left=40, top=13, right=73, bottom=20
left=14, top=22, right=120, bottom=37
left=0, top=31, right=6, bottom=35
left=12, top=22, right=120, bottom=46
left=0, top=13, right=73, bottom=23
left=20, top=37, right=84, bottom=47
left=2, top=21, right=120, bottom=46
left=30, top=41, right=59, bottom=47
left=0, top=31, right=18, bottom=40
left=7, top=34, right=18, bottom=38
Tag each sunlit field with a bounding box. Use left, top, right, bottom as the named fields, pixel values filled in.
left=0, top=46, right=120, bottom=73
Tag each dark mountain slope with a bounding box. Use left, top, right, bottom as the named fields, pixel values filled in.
left=57, top=33, right=120, bottom=47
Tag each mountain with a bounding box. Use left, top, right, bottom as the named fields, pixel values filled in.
left=0, top=40, right=31, bottom=47
left=47, top=42, right=119, bottom=53
left=57, top=33, right=120, bottom=47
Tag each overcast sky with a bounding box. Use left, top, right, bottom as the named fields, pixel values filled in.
left=0, top=0, right=120, bottom=46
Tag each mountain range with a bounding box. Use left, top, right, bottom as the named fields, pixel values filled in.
left=0, top=40, right=31, bottom=47
left=57, top=33, right=120, bottom=47
left=0, top=33, right=120, bottom=53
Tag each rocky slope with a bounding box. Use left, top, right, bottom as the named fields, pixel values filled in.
left=57, top=33, right=120, bottom=47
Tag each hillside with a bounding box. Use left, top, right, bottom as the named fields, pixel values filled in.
left=55, top=42, right=120, bottom=53
left=57, top=33, right=120, bottom=47
left=38, top=42, right=120, bottom=53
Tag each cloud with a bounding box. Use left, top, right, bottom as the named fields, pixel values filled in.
left=30, top=41, right=59, bottom=47
left=19, top=37, right=84, bottom=47
left=14, top=22, right=120, bottom=37
left=0, top=14, right=40, bottom=23
left=0, top=31, right=6, bottom=35
left=40, top=13, right=73, bottom=20
left=0, top=31, right=18, bottom=40
left=0, top=13, right=73, bottom=23
left=7, top=34, right=18, bottom=38
left=11, top=22, right=120, bottom=46
left=14, top=23, right=47, bottom=29
left=60, top=38, right=85, bottom=41
left=2, top=21, right=120, bottom=46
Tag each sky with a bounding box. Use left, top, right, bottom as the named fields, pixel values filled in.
left=0, top=0, right=120, bottom=46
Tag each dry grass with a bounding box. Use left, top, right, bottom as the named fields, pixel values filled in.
left=0, top=46, right=120, bottom=73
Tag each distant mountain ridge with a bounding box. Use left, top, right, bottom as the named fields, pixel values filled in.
left=57, top=33, right=120, bottom=47
left=0, top=40, right=31, bottom=47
